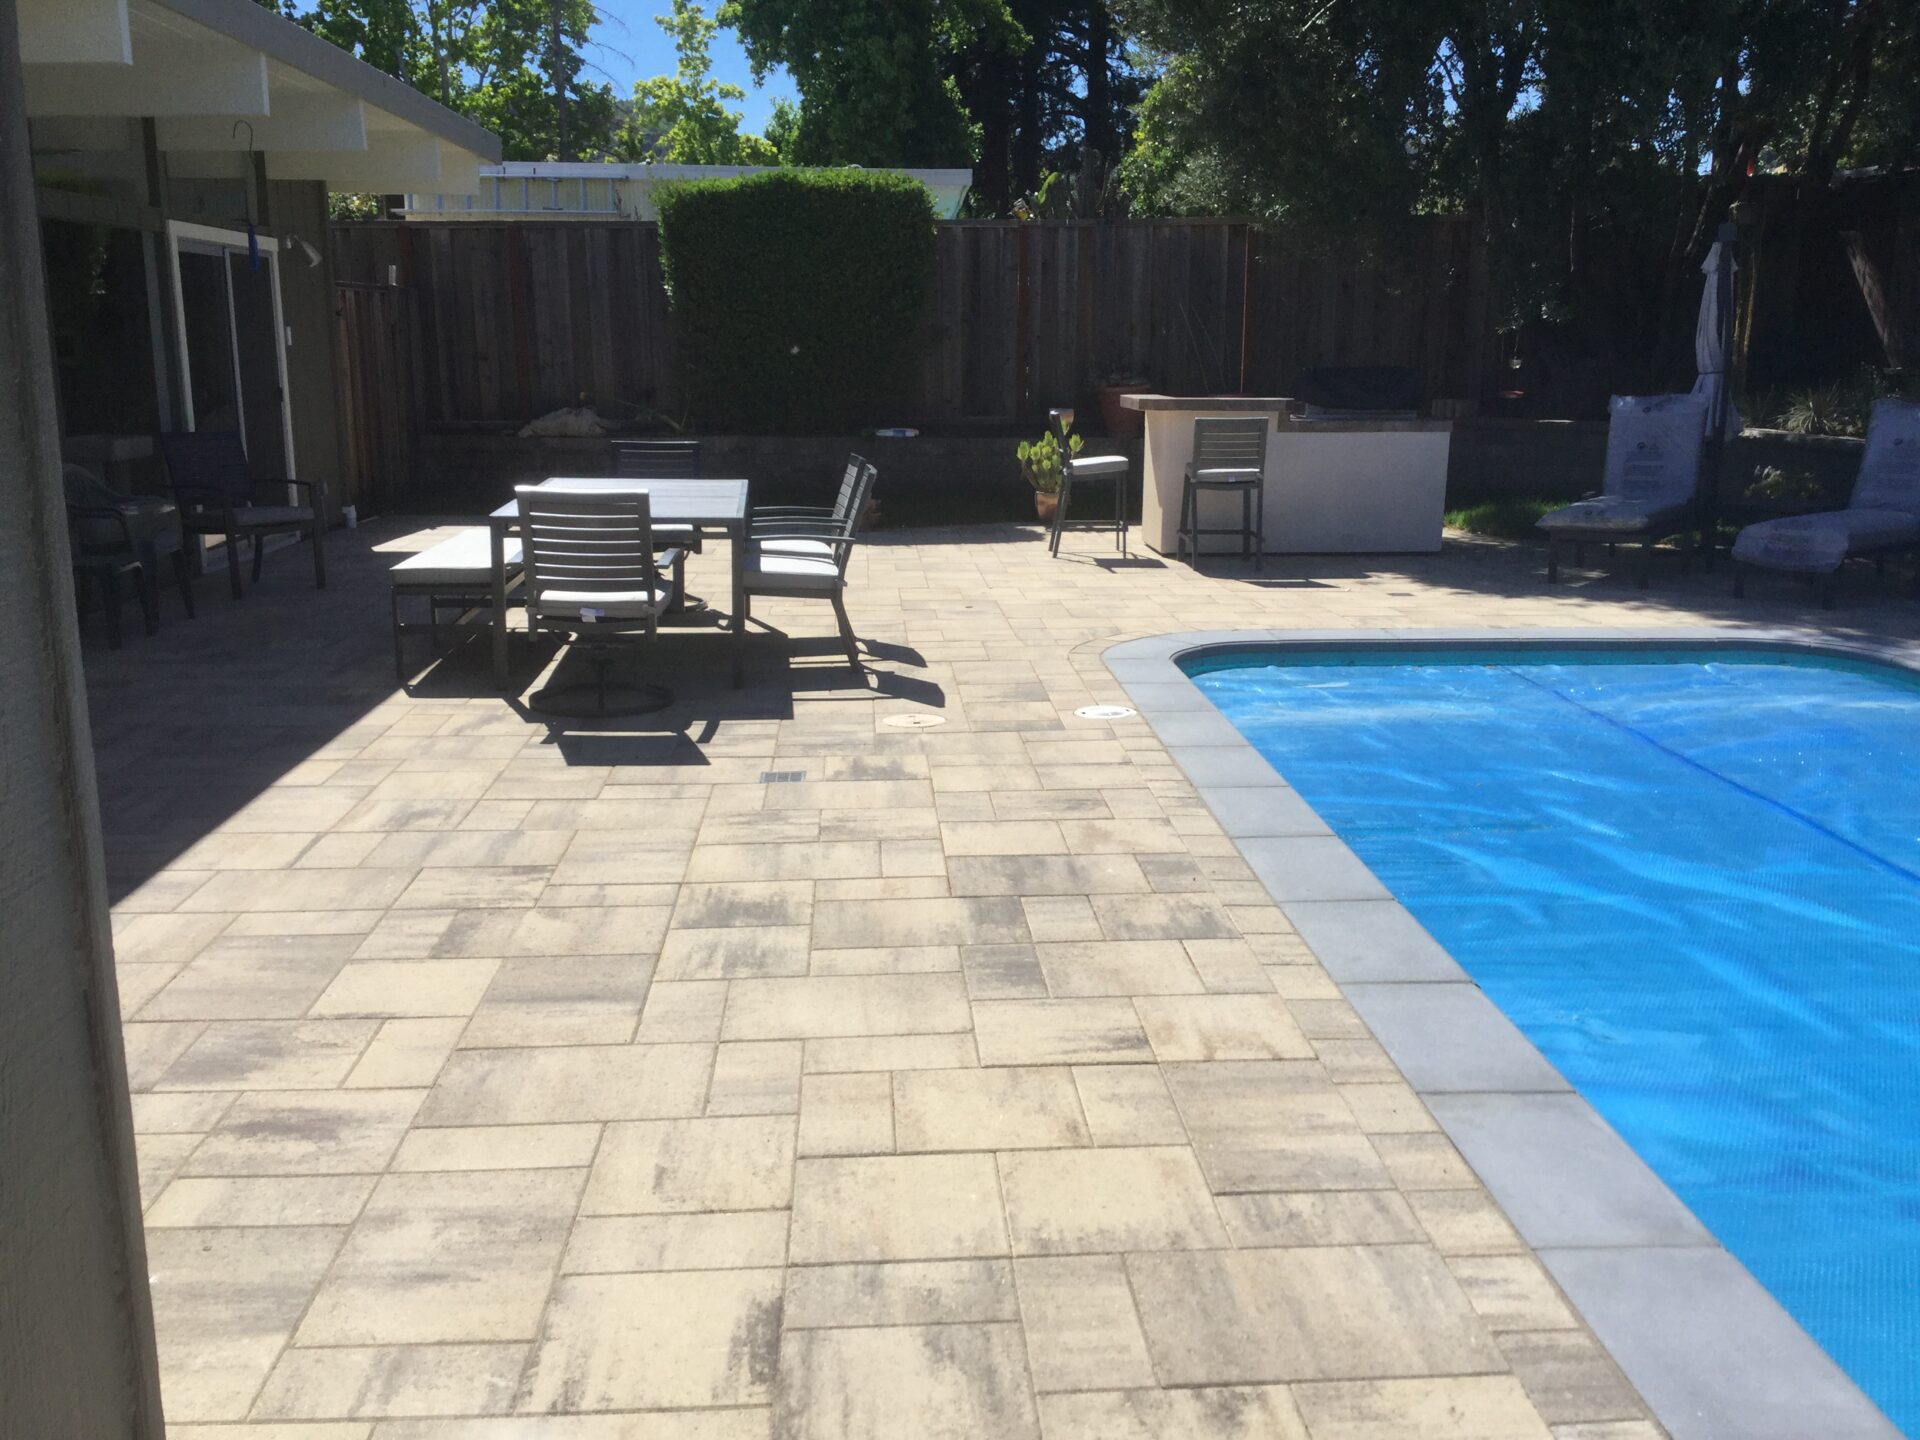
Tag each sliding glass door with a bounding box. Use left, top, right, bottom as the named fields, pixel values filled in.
left=166, top=222, right=293, bottom=481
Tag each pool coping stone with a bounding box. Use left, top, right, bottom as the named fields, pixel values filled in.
left=1104, top=624, right=1915, bottom=1440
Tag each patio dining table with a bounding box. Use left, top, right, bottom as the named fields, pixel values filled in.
left=489, top=477, right=751, bottom=689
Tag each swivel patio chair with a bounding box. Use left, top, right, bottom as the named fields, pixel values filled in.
left=744, top=457, right=879, bottom=668
left=1044, top=408, right=1129, bottom=558
left=1537, top=394, right=1709, bottom=588
left=516, top=484, right=681, bottom=717
left=158, top=430, right=326, bottom=598
left=611, top=438, right=702, bottom=611
left=1177, top=417, right=1268, bottom=568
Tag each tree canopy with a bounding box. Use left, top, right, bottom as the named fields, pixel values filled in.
left=263, top=0, right=618, bottom=160
left=618, top=0, right=779, bottom=164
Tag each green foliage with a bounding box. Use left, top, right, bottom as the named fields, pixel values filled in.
left=1114, top=0, right=1920, bottom=367
left=274, top=0, right=617, bottom=160
left=718, top=0, right=1020, bottom=165
left=1763, top=368, right=1919, bottom=438
left=1016, top=424, right=1083, bottom=493
left=619, top=1, right=779, bottom=164
left=1444, top=495, right=1559, bottom=541
left=655, top=170, right=937, bottom=432
left=1744, top=464, right=1831, bottom=503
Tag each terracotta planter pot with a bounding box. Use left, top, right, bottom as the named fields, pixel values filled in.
left=1096, top=385, right=1146, bottom=437
left=1033, top=490, right=1059, bottom=522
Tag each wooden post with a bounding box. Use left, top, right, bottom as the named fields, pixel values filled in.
left=0, top=1, right=167, bottom=1435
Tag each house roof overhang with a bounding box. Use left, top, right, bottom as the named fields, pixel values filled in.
left=17, top=0, right=499, bottom=193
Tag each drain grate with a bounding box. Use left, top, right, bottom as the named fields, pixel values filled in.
left=759, top=770, right=806, bottom=784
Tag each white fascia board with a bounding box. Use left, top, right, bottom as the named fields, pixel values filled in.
left=157, top=85, right=369, bottom=153
left=25, top=31, right=269, bottom=117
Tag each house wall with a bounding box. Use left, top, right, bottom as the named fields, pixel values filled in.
left=269, top=177, right=348, bottom=520
left=1, top=3, right=166, bottom=1432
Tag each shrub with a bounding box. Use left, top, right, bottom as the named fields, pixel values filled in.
left=655, top=169, right=936, bottom=433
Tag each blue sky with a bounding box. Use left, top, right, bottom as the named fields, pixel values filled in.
left=585, top=1, right=797, bottom=135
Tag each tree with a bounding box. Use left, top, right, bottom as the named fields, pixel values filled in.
left=1114, top=0, right=1918, bottom=395
left=718, top=0, right=1020, bottom=166
left=270, top=0, right=618, bottom=160
left=951, top=1, right=1145, bottom=216
left=619, top=1, right=778, bottom=164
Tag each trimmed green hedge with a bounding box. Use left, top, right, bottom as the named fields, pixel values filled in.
left=656, top=169, right=936, bottom=433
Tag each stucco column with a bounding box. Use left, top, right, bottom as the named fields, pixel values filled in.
left=0, top=2, right=167, bottom=1435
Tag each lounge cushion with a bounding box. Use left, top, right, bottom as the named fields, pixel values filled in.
left=1851, top=399, right=1920, bottom=512
left=1538, top=497, right=1691, bottom=535
left=1731, top=508, right=1920, bottom=575
left=392, top=530, right=522, bottom=587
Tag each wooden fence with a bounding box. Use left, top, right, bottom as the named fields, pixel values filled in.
left=333, top=281, right=418, bottom=513
left=330, top=218, right=1490, bottom=431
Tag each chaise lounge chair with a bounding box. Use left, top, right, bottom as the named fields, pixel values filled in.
left=1538, top=393, right=1709, bottom=587
left=1731, top=398, right=1920, bottom=607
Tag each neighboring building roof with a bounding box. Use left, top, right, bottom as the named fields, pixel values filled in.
left=406, top=162, right=975, bottom=221
left=17, top=0, right=499, bottom=193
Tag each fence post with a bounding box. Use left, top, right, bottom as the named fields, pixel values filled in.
left=1014, top=223, right=1032, bottom=421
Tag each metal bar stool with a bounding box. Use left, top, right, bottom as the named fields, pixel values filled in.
left=1046, top=408, right=1129, bottom=558
left=1177, top=416, right=1268, bottom=569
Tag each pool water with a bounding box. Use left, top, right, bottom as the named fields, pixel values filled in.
left=1189, top=648, right=1920, bottom=1434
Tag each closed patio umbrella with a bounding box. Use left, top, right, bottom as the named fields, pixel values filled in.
left=1691, top=231, right=1740, bottom=442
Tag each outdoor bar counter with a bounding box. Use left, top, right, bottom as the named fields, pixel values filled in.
left=1120, top=394, right=1454, bottom=556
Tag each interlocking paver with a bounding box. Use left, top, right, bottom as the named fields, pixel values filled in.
left=82, top=519, right=1839, bottom=1437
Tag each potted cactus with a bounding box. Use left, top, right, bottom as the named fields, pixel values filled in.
left=1016, top=424, right=1082, bottom=521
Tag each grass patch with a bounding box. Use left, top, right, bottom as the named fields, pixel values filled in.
left=1444, top=495, right=1558, bottom=541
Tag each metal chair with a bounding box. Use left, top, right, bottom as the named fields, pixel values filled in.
left=158, top=431, right=326, bottom=597
left=1045, top=408, right=1129, bottom=558
left=516, top=484, right=681, bottom=717
left=611, top=438, right=701, bottom=611
left=1177, top=417, right=1268, bottom=568
left=752, top=453, right=873, bottom=559
left=63, top=462, right=195, bottom=621
left=744, top=458, right=878, bottom=668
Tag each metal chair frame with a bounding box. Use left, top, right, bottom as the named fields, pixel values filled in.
left=1177, top=417, right=1268, bottom=569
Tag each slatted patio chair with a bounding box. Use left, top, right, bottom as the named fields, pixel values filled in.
left=64, top=462, right=195, bottom=621
left=744, top=457, right=879, bottom=668
left=516, top=484, right=682, bottom=716
left=1177, top=417, right=1268, bottom=568
left=611, top=438, right=702, bottom=610
left=158, top=431, right=327, bottom=598
left=1044, top=408, right=1129, bottom=558
left=751, top=452, right=873, bottom=559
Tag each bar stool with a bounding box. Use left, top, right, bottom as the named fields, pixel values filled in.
left=1046, top=408, right=1129, bottom=558
left=1177, top=416, right=1268, bottom=568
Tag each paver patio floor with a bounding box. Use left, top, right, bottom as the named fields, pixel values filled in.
left=87, top=517, right=1920, bottom=1439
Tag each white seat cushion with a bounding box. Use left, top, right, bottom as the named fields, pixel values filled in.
left=747, top=551, right=841, bottom=592
left=1188, top=466, right=1260, bottom=484
left=532, top=585, right=671, bottom=620
left=392, top=531, right=522, bottom=586
left=1538, top=497, right=1689, bottom=534
left=1731, top=508, right=1920, bottom=575
left=1069, top=454, right=1129, bottom=477
left=759, top=537, right=836, bottom=560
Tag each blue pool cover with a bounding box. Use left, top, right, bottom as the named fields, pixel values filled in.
left=1189, top=647, right=1920, bottom=1434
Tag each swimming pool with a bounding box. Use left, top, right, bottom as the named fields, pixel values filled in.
left=1188, top=646, right=1920, bottom=1436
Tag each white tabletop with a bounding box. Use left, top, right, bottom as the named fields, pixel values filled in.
left=492, top=478, right=749, bottom=524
